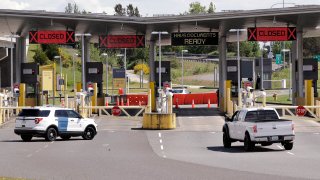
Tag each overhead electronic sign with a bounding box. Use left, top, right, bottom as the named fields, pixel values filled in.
left=99, top=35, right=145, bottom=48
left=171, top=32, right=219, bottom=46
left=29, top=30, right=75, bottom=44
left=247, top=27, right=296, bottom=41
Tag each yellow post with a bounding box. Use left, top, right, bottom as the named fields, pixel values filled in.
left=18, top=83, right=26, bottom=107
left=168, top=94, right=173, bottom=114
left=222, top=80, right=232, bottom=112
left=149, top=82, right=156, bottom=112
left=77, top=82, right=82, bottom=92
left=145, top=89, right=152, bottom=113
left=305, top=80, right=312, bottom=106
left=92, top=83, right=98, bottom=113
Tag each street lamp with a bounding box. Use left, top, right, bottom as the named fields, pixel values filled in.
left=181, top=49, right=188, bottom=88
left=101, top=53, right=108, bottom=95
left=282, top=49, right=291, bottom=101
left=75, top=33, right=91, bottom=91
left=4, top=34, right=20, bottom=94
left=72, top=53, right=78, bottom=92
left=54, top=55, right=62, bottom=102
left=229, top=29, right=246, bottom=106
left=260, top=44, right=268, bottom=90
left=151, top=31, right=168, bottom=90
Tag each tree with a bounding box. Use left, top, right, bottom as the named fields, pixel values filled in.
left=33, top=48, right=49, bottom=65
left=64, top=3, right=81, bottom=14
left=189, top=2, right=206, bottom=14
left=114, top=4, right=126, bottom=16
left=303, top=37, right=320, bottom=57
left=127, top=4, right=135, bottom=17
left=134, top=7, right=140, bottom=17
left=41, top=44, right=59, bottom=60
left=207, top=2, right=215, bottom=13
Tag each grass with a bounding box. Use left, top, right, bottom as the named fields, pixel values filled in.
left=256, top=94, right=292, bottom=104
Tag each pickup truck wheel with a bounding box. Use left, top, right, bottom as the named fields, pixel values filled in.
left=244, top=134, right=255, bottom=152
left=82, top=127, right=96, bottom=140
left=223, top=131, right=231, bottom=148
left=21, top=135, right=32, bottom=142
left=283, top=142, right=293, bottom=150
left=45, top=128, right=57, bottom=141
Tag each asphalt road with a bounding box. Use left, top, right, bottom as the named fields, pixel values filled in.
left=0, top=110, right=320, bottom=180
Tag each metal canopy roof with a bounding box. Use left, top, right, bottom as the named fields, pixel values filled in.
left=0, top=5, right=320, bottom=43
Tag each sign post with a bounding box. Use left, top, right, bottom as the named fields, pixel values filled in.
left=276, top=54, right=282, bottom=64
left=296, top=105, right=306, bottom=116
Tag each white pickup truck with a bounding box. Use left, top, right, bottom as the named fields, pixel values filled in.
left=223, top=108, right=295, bottom=151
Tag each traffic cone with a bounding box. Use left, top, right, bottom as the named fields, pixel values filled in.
left=121, top=97, right=124, bottom=106
left=105, top=99, right=109, bottom=107
left=126, top=98, right=129, bottom=106
left=192, top=99, right=195, bottom=108
left=175, top=99, right=179, bottom=109
left=208, top=99, right=211, bottom=108
left=116, top=97, right=119, bottom=106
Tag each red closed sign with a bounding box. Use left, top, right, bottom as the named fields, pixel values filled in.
left=296, top=106, right=306, bottom=116
left=29, top=30, right=75, bottom=44
left=247, top=27, right=296, bottom=41
left=112, top=106, right=121, bottom=116
left=99, top=35, right=145, bottom=48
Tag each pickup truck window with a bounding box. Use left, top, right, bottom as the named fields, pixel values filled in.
left=245, top=110, right=279, bottom=122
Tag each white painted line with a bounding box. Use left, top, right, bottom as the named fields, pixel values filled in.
left=314, top=133, right=320, bottom=135
left=35, top=149, right=41, bottom=153
left=160, top=145, right=164, bottom=150
left=163, top=155, right=167, bottom=158
left=159, top=139, right=162, bottom=144
left=287, top=152, right=295, bottom=155
left=209, top=132, right=216, bottom=134
left=109, top=131, right=115, bottom=133
left=26, top=154, right=32, bottom=158
left=44, top=145, right=49, bottom=149
left=277, top=145, right=284, bottom=150
left=51, top=141, right=54, bottom=144
left=158, top=133, right=162, bottom=138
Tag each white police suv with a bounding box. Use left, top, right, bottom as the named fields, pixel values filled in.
left=14, top=107, right=97, bottom=142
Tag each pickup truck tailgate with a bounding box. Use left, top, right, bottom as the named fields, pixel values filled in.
left=256, top=120, right=294, bottom=136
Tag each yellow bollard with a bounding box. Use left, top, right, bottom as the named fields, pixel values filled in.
left=18, top=83, right=26, bottom=107
left=305, top=80, right=312, bottom=106
left=149, top=82, right=156, bottom=112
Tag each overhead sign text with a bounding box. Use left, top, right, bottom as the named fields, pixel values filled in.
left=99, top=35, right=145, bottom=48
left=171, top=32, right=219, bottom=46
left=29, top=31, right=75, bottom=44
left=247, top=27, right=296, bottom=41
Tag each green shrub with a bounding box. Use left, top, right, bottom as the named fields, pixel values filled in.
left=33, top=48, right=49, bottom=65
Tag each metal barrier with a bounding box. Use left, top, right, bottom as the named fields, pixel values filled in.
left=81, top=106, right=146, bottom=118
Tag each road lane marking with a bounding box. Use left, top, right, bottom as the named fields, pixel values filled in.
left=277, top=145, right=284, bottom=150
left=26, top=154, right=32, bottom=158
left=160, top=145, right=164, bottom=150
left=159, top=139, right=162, bottom=144
left=51, top=141, right=54, bottom=144
left=287, top=152, right=295, bottom=155
left=163, top=155, right=167, bottom=158
left=210, top=132, right=216, bottom=134
left=314, top=133, right=320, bottom=135
left=35, top=149, right=41, bottom=153
left=44, top=144, right=49, bottom=149
left=158, top=133, right=161, bottom=138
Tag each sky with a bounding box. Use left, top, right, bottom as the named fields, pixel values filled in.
left=1, top=0, right=320, bottom=16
